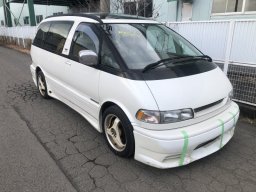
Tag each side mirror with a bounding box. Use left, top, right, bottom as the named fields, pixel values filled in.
left=79, top=50, right=98, bottom=66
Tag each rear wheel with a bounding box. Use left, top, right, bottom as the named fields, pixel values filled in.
left=37, top=71, right=50, bottom=99
left=103, top=106, right=135, bottom=157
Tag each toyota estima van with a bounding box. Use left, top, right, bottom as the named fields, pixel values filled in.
left=30, top=13, right=239, bottom=169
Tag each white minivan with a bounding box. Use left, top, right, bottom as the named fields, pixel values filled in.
left=30, top=13, right=239, bottom=169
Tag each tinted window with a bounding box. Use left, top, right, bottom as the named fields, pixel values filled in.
left=124, top=2, right=136, bottom=15
left=138, top=0, right=152, bottom=17
left=212, top=0, right=243, bottom=13
left=36, top=15, right=43, bottom=24
left=70, top=24, right=99, bottom=62
left=24, top=16, right=29, bottom=25
left=44, top=21, right=73, bottom=54
left=33, top=22, right=50, bottom=48
left=245, top=0, right=256, bottom=11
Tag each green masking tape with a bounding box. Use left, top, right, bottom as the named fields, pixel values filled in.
left=229, top=111, right=236, bottom=126
left=218, top=119, right=225, bottom=148
left=179, top=130, right=189, bottom=166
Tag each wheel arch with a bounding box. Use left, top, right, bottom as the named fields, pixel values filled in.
left=99, top=100, right=135, bottom=132
left=36, top=66, right=42, bottom=74
left=35, top=66, right=47, bottom=85
left=35, top=66, right=42, bottom=82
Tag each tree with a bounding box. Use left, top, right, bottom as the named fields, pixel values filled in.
left=69, top=0, right=161, bottom=19
left=111, top=0, right=125, bottom=13
left=110, top=0, right=162, bottom=19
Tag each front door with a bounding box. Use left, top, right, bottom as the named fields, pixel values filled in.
left=65, top=23, right=101, bottom=119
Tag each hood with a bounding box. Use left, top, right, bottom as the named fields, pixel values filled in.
left=145, top=68, right=232, bottom=111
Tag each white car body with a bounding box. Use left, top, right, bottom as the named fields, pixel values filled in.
left=30, top=14, right=239, bottom=169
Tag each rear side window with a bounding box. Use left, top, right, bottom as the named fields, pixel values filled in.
left=44, top=21, right=73, bottom=54
left=33, top=22, right=50, bottom=48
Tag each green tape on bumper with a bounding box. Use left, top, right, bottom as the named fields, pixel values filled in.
left=179, top=130, right=189, bottom=166
left=218, top=119, right=225, bottom=148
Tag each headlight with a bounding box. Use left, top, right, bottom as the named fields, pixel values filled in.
left=161, top=109, right=194, bottom=123
left=136, top=110, right=160, bottom=124
left=136, top=109, right=194, bottom=124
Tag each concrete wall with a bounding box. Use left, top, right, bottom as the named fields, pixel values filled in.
left=192, top=0, right=212, bottom=21
left=211, top=14, right=256, bottom=20
left=0, top=5, right=4, bottom=25
left=153, top=0, right=177, bottom=22
left=0, top=35, right=32, bottom=49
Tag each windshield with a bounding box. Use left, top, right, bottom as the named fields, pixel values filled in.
left=103, top=23, right=203, bottom=70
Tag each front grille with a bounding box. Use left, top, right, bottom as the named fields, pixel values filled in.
left=194, top=99, right=224, bottom=113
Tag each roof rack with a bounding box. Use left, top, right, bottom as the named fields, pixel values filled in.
left=45, top=13, right=149, bottom=24
left=85, top=12, right=147, bottom=20
left=106, top=13, right=147, bottom=20
left=46, top=13, right=104, bottom=24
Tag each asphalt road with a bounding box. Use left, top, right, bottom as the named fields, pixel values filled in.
left=0, top=46, right=256, bottom=192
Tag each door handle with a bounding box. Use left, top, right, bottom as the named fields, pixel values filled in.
left=65, top=60, right=72, bottom=66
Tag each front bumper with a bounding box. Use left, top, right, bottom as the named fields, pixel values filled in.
left=133, top=101, right=239, bottom=169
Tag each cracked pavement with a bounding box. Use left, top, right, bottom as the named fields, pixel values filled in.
left=0, top=46, right=256, bottom=192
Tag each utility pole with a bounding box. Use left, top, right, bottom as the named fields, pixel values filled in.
left=27, top=0, right=36, bottom=26
left=3, top=0, right=12, bottom=27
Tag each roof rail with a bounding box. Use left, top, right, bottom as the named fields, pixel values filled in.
left=106, top=13, right=147, bottom=20
left=45, top=13, right=150, bottom=23
left=84, top=13, right=148, bottom=20
left=45, top=13, right=103, bottom=24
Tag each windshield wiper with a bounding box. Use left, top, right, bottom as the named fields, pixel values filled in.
left=142, top=56, right=193, bottom=73
left=142, top=55, right=212, bottom=73
left=193, top=55, right=212, bottom=62
left=171, top=55, right=213, bottom=64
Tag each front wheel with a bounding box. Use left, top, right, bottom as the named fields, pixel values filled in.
left=102, top=106, right=135, bottom=157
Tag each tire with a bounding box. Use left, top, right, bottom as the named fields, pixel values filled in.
left=37, top=71, right=50, bottom=99
left=102, top=105, right=135, bottom=158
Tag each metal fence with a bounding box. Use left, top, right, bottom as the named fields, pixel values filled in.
left=167, top=20, right=256, bottom=107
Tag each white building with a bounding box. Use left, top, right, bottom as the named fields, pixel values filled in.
left=0, top=1, right=69, bottom=26
left=110, top=0, right=256, bottom=22
left=0, top=0, right=110, bottom=27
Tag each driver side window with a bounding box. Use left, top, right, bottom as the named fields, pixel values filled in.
left=70, top=24, right=99, bottom=62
